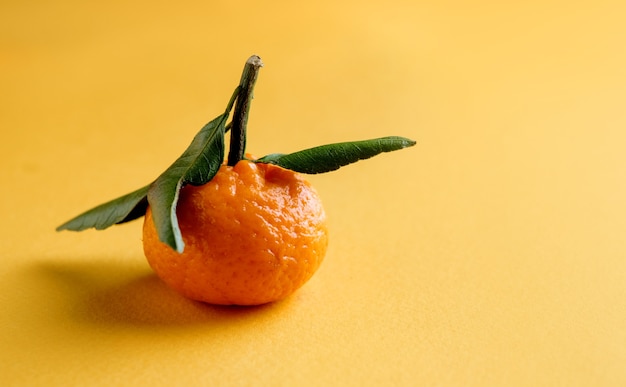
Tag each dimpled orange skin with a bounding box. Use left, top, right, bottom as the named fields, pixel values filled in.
left=142, top=159, right=329, bottom=305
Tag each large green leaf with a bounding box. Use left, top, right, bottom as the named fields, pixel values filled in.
left=147, top=113, right=227, bottom=253
left=255, top=136, right=416, bottom=174
left=56, top=184, right=150, bottom=231
left=56, top=81, right=241, bottom=253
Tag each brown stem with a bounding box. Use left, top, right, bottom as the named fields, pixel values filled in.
left=227, top=55, right=264, bottom=166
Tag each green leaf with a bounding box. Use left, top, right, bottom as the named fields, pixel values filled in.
left=56, top=85, right=240, bottom=253
left=255, top=136, right=416, bottom=174
left=147, top=112, right=227, bottom=253
left=56, top=184, right=150, bottom=231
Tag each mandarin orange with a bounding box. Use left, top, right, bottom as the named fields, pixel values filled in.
left=142, top=159, right=328, bottom=305
left=57, top=55, right=415, bottom=307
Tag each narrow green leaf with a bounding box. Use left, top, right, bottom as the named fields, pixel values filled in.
left=255, top=136, right=416, bottom=174
left=56, top=184, right=150, bottom=231
left=147, top=113, right=227, bottom=253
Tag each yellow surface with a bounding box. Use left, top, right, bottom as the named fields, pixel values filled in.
left=2, top=0, right=626, bottom=385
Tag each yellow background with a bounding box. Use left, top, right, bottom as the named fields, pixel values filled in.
left=2, top=0, right=626, bottom=385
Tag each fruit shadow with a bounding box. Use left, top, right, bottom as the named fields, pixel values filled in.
left=33, top=258, right=285, bottom=328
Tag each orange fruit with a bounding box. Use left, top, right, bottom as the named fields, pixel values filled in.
left=142, top=159, right=328, bottom=305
